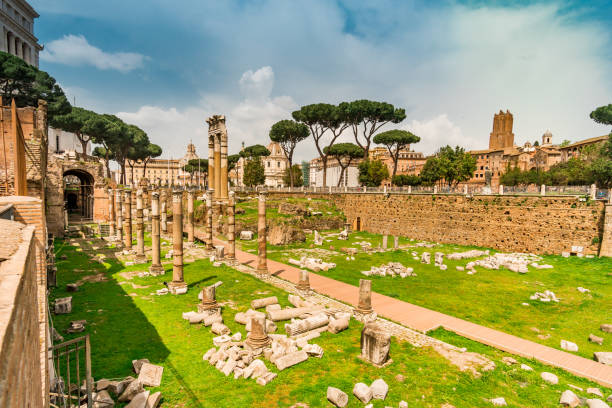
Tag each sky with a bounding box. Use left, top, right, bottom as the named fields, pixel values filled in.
left=31, top=0, right=612, bottom=162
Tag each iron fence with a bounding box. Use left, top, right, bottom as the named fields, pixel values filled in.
left=49, top=335, right=93, bottom=408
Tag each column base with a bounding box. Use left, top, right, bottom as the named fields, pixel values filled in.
left=135, top=254, right=147, bottom=263
left=256, top=267, right=269, bottom=278
left=296, top=284, right=311, bottom=293
left=197, top=303, right=221, bottom=314
left=353, top=308, right=377, bottom=323
left=149, top=264, right=165, bottom=276
left=168, top=281, right=188, bottom=295
left=245, top=335, right=271, bottom=351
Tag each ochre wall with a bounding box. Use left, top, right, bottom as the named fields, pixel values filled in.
left=0, top=225, right=44, bottom=408
left=266, top=192, right=604, bottom=255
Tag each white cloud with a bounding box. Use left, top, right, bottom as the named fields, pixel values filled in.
left=239, top=66, right=275, bottom=100
left=116, top=66, right=298, bottom=160
left=404, top=115, right=478, bottom=155
left=41, top=34, right=147, bottom=73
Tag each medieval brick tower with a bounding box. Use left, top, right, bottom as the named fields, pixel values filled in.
left=488, top=110, right=515, bottom=150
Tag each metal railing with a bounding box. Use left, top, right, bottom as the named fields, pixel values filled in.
left=227, top=184, right=606, bottom=199
left=49, top=335, right=93, bottom=408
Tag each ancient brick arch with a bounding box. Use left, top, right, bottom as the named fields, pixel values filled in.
left=46, top=155, right=108, bottom=236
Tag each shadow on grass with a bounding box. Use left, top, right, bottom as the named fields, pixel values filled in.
left=50, top=236, right=203, bottom=406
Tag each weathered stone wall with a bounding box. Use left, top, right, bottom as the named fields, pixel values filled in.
left=264, top=192, right=604, bottom=255
left=0, top=223, right=44, bottom=408
left=0, top=196, right=49, bottom=404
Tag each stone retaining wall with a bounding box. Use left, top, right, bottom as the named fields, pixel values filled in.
left=264, top=192, right=605, bottom=255
left=0, top=224, right=44, bottom=408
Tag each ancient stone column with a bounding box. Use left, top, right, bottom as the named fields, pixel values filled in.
left=214, top=134, right=221, bottom=200
left=206, top=189, right=214, bottom=250
left=393, top=236, right=399, bottom=250
left=160, top=189, right=167, bottom=233
left=256, top=193, right=268, bottom=275
left=355, top=279, right=373, bottom=315
left=135, top=189, right=146, bottom=262
left=245, top=316, right=271, bottom=350
left=297, top=269, right=310, bottom=292
left=123, top=189, right=133, bottom=250
left=198, top=285, right=219, bottom=314
left=382, top=235, right=388, bottom=250
left=107, top=188, right=115, bottom=239
left=149, top=191, right=164, bottom=275
left=227, top=191, right=236, bottom=261
left=208, top=135, right=215, bottom=192
left=168, top=190, right=187, bottom=294
left=115, top=189, right=123, bottom=248
left=220, top=132, right=228, bottom=200
left=187, top=189, right=194, bottom=244
left=360, top=322, right=391, bottom=366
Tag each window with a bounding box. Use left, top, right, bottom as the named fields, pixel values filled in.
left=267, top=162, right=270, bottom=167
left=277, top=161, right=280, bottom=168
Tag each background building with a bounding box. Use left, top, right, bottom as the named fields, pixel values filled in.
left=125, top=142, right=200, bottom=186
left=48, top=128, right=92, bottom=155
left=1, top=0, right=42, bottom=66
left=233, top=142, right=289, bottom=187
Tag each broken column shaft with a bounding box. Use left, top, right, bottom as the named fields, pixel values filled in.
left=123, top=189, right=132, bottom=250
left=187, top=189, right=194, bottom=244
left=206, top=189, right=214, bottom=250
left=115, top=189, right=123, bottom=248
left=107, top=188, right=115, bottom=239
left=135, top=189, right=146, bottom=262
left=168, top=190, right=187, bottom=294
left=355, top=279, right=373, bottom=315
left=160, top=189, right=167, bottom=233
left=256, top=192, right=268, bottom=275
left=149, top=190, right=164, bottom=275
left=227, top=191, right=236, bottom=261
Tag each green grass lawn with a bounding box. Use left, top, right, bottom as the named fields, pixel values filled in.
left=238, top=229, right=612, bottom=361
left=50, top=235, right=612, bottom=407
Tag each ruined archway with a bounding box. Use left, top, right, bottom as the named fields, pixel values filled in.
left=63, top=169, right=95, bottom=221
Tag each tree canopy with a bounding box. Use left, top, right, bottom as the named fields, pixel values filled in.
left=51, top=107, right=98, bottom=154
left=590, top=104, right=612, bottom=127
left=421, top=146, right=476, bottom=187
left=269, top=119, right=309, bottom=187
left=292, top=103, right=348, bottom=188
left=339, top=99, right=406, bottom=158
left=358, top=159, right=389, bottom=187
left=0, top=51, right=71, bottom=120
left=240, top=144, right=271, bottom=158
left=283, top=164, right=303, bottom=186
left=324, top=143, right=363, bottom=186
left=243, top=157, right=265, bottom=187
left=373, top=129, right=420, bottom=183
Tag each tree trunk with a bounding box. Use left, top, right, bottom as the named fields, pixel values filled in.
left=392, top=157, right=399, bottom=185
left=288, top=158, right=293, bottom=188
left=104, top=160, right=111, bottom=179
left=322, top=156, right=328, bottom=188
left=120, top=163, right=126, bottom=185
left=80, top=139, right=88, bottom=156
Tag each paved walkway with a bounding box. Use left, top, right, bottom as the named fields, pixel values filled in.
left=200, top=231, right=612, bottom=388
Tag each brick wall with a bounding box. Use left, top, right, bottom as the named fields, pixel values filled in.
left=266, top=192, right=605, bottom=255
left=0, top=196, right=48, bottom=404
left=0, top=224, right=44, bottom=408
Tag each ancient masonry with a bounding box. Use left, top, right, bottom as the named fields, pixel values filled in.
left=206, top=115, right=229, bottom=202
left=266, top=192, right=605, bottom=255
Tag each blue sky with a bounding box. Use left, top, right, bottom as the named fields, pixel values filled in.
left=31, top=0, right=612, bottom=161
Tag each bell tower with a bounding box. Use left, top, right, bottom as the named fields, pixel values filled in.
left=488, top=110, right=515, bottom=150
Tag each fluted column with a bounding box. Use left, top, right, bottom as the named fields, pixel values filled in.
left=227, top=191, right=236, bottom=261
left=160, top=189, right=167, bottom=233
left=220, top=132, right=228, bottom=200
left=214, top=134, right=221, bottom=200
left=107, top=188, right=115, bottom=239
left=115, top=189, right=123, bottom=249
left=168, top=190, right=187, bottom=294
left=256, top=193, right=268, bottom=275
left=206, top=189, right=213, bottom=250
left=208, top=135, right=215, bottom=191
left=149, top=191, right=164, bottom=275
left=187, top=190, right=194, bottom=244
left=135, top=189, right=146, bottom=262
left=355, top=279, right=373, bottom=315
left=123, top=189, right=132, bottom=250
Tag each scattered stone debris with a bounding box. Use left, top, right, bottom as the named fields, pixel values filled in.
left=540, top=372, right=558, bottom=385
left=490, top=397, right=507, bottom=406
left=589, top=334, right=604, bottom=345
left=54, top=296, right=72, bottom=314
left=529, top=290, right=559, bottom=302
left=240, top=230, right=254, bottom=240
left=561, top=340, right=578, bottom=352
left=288, top=256, right=335, bottom=272
left=327, top=387, right=348, bottom=407
left=474, top=252, right=544, bottom=274
left=560, top=389, right=581, bottom=407
left=447, top=250, right=489, bottom=260
left=361, top=262, right=415, bottom=278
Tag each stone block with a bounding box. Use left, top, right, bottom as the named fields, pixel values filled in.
left=138, top=363, right=163, bottom=387
left=361, top=323, right=390, bottom=366
left=274, top=350, right=308, bottom=370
